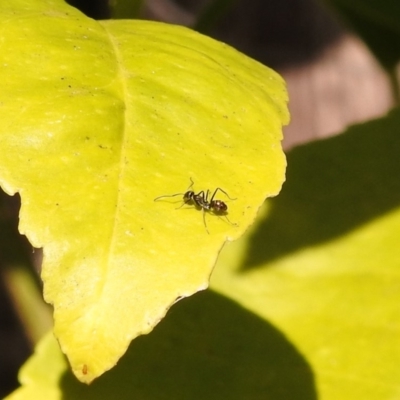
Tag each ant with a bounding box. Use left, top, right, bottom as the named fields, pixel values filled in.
left=154, top=178, right=236, bottom=233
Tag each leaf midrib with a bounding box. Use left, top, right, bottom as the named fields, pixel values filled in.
left=97, top=26, right=129, bottom=300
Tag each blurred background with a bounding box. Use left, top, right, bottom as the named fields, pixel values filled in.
left=0, top=0, right=393, bottom=397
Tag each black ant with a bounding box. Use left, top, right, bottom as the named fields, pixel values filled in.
left=154, top=178, right=236, bottom=233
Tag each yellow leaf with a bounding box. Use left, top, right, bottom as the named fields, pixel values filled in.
left=0, top=1, right=288, bottom=382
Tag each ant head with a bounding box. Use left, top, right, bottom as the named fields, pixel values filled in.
left=212, top=200, right=228, bottom=213
left=183, top=190, right=195, bottom=202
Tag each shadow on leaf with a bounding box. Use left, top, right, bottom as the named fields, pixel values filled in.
left=60, top=290, right=316, bottom=400
left=241, top=108, right=400, bottom=270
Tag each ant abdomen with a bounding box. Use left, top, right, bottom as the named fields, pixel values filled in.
left=211, top=199, right=228, bottom=213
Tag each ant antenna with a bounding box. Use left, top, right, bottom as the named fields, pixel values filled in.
left=154, top=178, right=195, bottom=208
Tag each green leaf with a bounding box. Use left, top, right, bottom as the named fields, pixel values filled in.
left=213, top=108, right=400, bottom=399
left=0, top=0, right=288, bottom=382
left=325, top=0, right=400, bottom=70
left=6, top=332, right=66, bottom=400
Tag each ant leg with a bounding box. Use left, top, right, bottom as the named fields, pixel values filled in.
left=210, top=188, right=217, bottom=203
left=218, top=187, right=236, bottom=201
left=210, top=187, right=236, bottom=202
left=202, top=208, right=210, bottom=234
left=223, top=214, right=238, bottom=227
